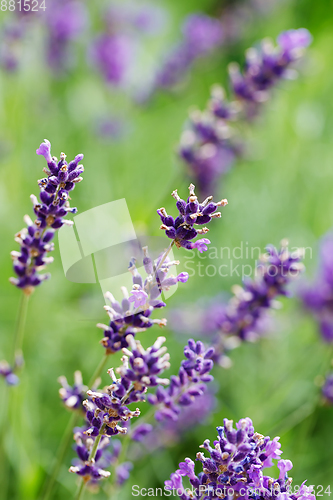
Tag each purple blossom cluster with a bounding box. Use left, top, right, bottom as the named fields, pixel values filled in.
left=170, top=241, right=304, bottom=367
left=158, top=183, right=227, bottom=251
left=9, top=139, right=83, bottom=294
left=97, top=247, right=188, bottom=354
left=301, top=232, right=333, bottom=342
left=69, top=335, right=170, bottom=483
left=147, top=339, right=214, bottom=422
left=89, top=2, right=167, bottom=87
left=165, top=418, right=315, bottom=500
left=322, top=373, right=333, bottom=404
left=179, top=28, right=312, bottom=196
left=154, top=13, right=223, bottom=90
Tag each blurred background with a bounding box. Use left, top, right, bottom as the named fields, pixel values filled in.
left=0, top=0, right=333, bottom=498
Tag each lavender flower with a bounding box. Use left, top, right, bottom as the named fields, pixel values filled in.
left=89, top=33, right=135, bottom=86
left=165, top=418, right=315, bottom=500
left=58, top=371, right=87, bottom=411
left=322, top=373, right=333, bottom=404
left=157, top=183, right=227, bottom=251
left=179, top=29, right=311, bottom=196
left=69, top=431, right=113, bottom=483
left=155, top=13, right=223, bottom=90
left=9, top=139, right=83, bottom=294
left=45, top=0, right=88, bottom=72
left=97, top=247, right=188, bottom=353
left=69, top=336, right=170, bottom=484
left=170, top=241, right=304, bottom=366
left=301, top=232, right=333, bottom=342
left=147, top=339, right=214, bottom=422
left=229, top=28, right=312, bottom=115
left=0, top=360, right=19, bottom=385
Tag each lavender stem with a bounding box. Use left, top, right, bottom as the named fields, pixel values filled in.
left=12, top=292, right=29, bottom=365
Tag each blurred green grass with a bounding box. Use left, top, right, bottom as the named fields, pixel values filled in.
left=1, top=0, right=333, bottom=498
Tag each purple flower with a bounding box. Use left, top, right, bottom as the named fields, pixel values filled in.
left=182, top=14, right=223, bottom=57
left=278, top=459, right=293, bottom=480
left=89, top=34, right=134, bottom=86
left=97, top=247, right=188, bottom=354
left=157, top=183, right=227, bottom=251
left=166, top=418, right=315, bottom=500
left=45, top=0, right=88, bottom=72
left=36, top=139, right=52, bottom=164
left=277, top=28, right=312, bottom=52
left=147, top=339, right=215, bottom=422
left=154, top=13, right=223, bottom=91
left=322, top=373, right=333, bottom=404
left=69, top=335, right=172, bottom=485
left=58, top=371, right=86, bottom=411
left=131, top=423, right=153, bottom=442
left=192, top=238, right=211, bottom=254
left=10, top=140, right=84, bottom=294
left=178, top=29, right=311, bottom=196
left=128, top=287, right=149, bottom=308
left=301, top=232, right=333, bottom=342
left=170, top=241, right=304, bottom=366
left=0, top=360, right=19, bottom=385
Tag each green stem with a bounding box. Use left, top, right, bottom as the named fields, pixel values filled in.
left=12, top=292, right=30, bottom=366
left=87, top=353, right=110, bottom=388
left=41, top=354, right=111, bottom=500
left=75, top=479, right=86, bottom=500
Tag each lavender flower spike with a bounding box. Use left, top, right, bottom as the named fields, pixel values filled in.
left=97, top=247, right=188, bottom=354
left=301, top=231, right=333, bottom=342
left=147, top=339, right=214, bottom=422
left=69, top=335, right=171, bottom=485
left=10, top=139, right=84, bottom=294
left=165, top=418, right=315, bottom=500
left=322, top=373, right=333, bottom=404
left=158, top=183, right=227, bottom=251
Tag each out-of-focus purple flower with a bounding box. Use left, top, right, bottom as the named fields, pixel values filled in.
left=131, top=423, right=154, bottom=442
left=9, top=139, right=84, bottom=294
left=322, top=373, right=333, bottom=404
left=58, top=371, right=86, bottom=411
left=277, top=28, right=312, bottom=52
left=229, top=28, right=312, bottom=114
left=301, top=232, right=333, bottom=343
left=154, top=13, right=223, bottom=91
left=169, top=241, right=304, bottom=366
left=97, top=247, right=187, bottom=354
left=182, top=14, right=223, bottom=57
left=179, top=29, right=311, bottom=196
left=166, top=418, right=315, bottom=500
left=45, top=0, right=88, bottom=72
left=89, top=34, right=135, bottom=86
left=115, top=462, right=133, bottom=485
left=0, top=360, right=19, bottom=385
left=147, top=339, right=214, bottom=422
left=157, top=183, right=227, bottom=251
